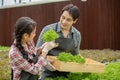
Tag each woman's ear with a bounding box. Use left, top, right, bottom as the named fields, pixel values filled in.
left=22, top=33, right=29, bottom=41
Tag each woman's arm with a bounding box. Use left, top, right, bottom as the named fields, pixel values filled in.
left=9, top=51, right=47, bottom=75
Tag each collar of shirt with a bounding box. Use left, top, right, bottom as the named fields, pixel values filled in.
left=56, top=22, right=75, bottom=34
left=26, top=41, right=36, bottom=55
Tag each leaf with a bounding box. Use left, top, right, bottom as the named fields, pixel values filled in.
left=42, top=29, right=59, bottom=42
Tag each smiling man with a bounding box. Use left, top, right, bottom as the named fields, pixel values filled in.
left=36, top=4, right=81, bottom=80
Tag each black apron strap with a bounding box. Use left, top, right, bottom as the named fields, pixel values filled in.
left=11, top=68, right=13, bottom=80
left=55, top=23, right=58, bottom=32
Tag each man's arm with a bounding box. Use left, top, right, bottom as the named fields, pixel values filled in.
left=74, top=31, right=81, bottom=55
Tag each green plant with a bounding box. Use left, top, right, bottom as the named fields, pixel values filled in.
left=58, top=52, right=86, bottom=63
left=42, top=29, right=59, bottom=42
left=0, top=46, right=11, bottom=79
left=0, top=51, right=11, bottom=80
left=0, top=46, right=10, bottom=51
left=80, top=49, right=120, bottom=62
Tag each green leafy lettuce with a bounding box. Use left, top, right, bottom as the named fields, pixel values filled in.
left=58, top=52, right=86, bottom=63
left=42, top=29, right=59, bottom=42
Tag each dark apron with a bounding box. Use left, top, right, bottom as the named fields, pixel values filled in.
left=20, top=53, right=39, bottom=80
left=39, top=23, right=77, bottom=80
left=49, top=37, right=77, bottom=56
left=47, top=22, right=77, bottom=56
left=20, top=71, right=38, bottom=80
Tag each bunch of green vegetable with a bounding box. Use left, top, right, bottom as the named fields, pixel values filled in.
left=57, top=52, right=86, bottom=63
left=42, top=29, right=59, bottom=42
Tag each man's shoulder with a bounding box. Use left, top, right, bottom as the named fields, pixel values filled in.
left=72, top=27, right=80, bottom=35
left=44, top=22, right=58, bottom=30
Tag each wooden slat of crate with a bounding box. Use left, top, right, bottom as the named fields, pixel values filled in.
left=47, top=56, right=105, bottom=73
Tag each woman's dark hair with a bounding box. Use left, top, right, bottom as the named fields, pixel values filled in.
left=14, top=17, right=37, bottom=61
left=62, top=4, right=80, bottom=21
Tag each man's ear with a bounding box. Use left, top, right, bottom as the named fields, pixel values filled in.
left=73, top=19, right=78, bottom=24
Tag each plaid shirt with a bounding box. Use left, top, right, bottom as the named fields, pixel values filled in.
left=9, top=41, right=47, bottom=80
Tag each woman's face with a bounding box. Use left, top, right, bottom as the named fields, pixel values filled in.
left=22, top=27, right=36, bottom=44
left=28, top=27, right=36, bottom=42
left=60, top=11, right=77, bottom=30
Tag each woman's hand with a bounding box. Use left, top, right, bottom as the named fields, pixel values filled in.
left=37, top=41, right=59, bottom=57
left=42, top=41, right=59, bottom=54
left=36, top=47, right=42, bottom=57
left=37, top=45, right=47, bottom=57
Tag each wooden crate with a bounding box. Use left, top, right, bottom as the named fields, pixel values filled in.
left=47, top=56, right=105, bottom=73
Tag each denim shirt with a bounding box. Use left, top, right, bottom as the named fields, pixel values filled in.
left=36, top=22, right=81, bottom=54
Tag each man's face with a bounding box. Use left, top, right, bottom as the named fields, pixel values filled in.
left=60, top=11, right=77, bottom=30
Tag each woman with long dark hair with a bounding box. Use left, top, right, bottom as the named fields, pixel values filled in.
left=9, top=17, right=58, bottom=80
